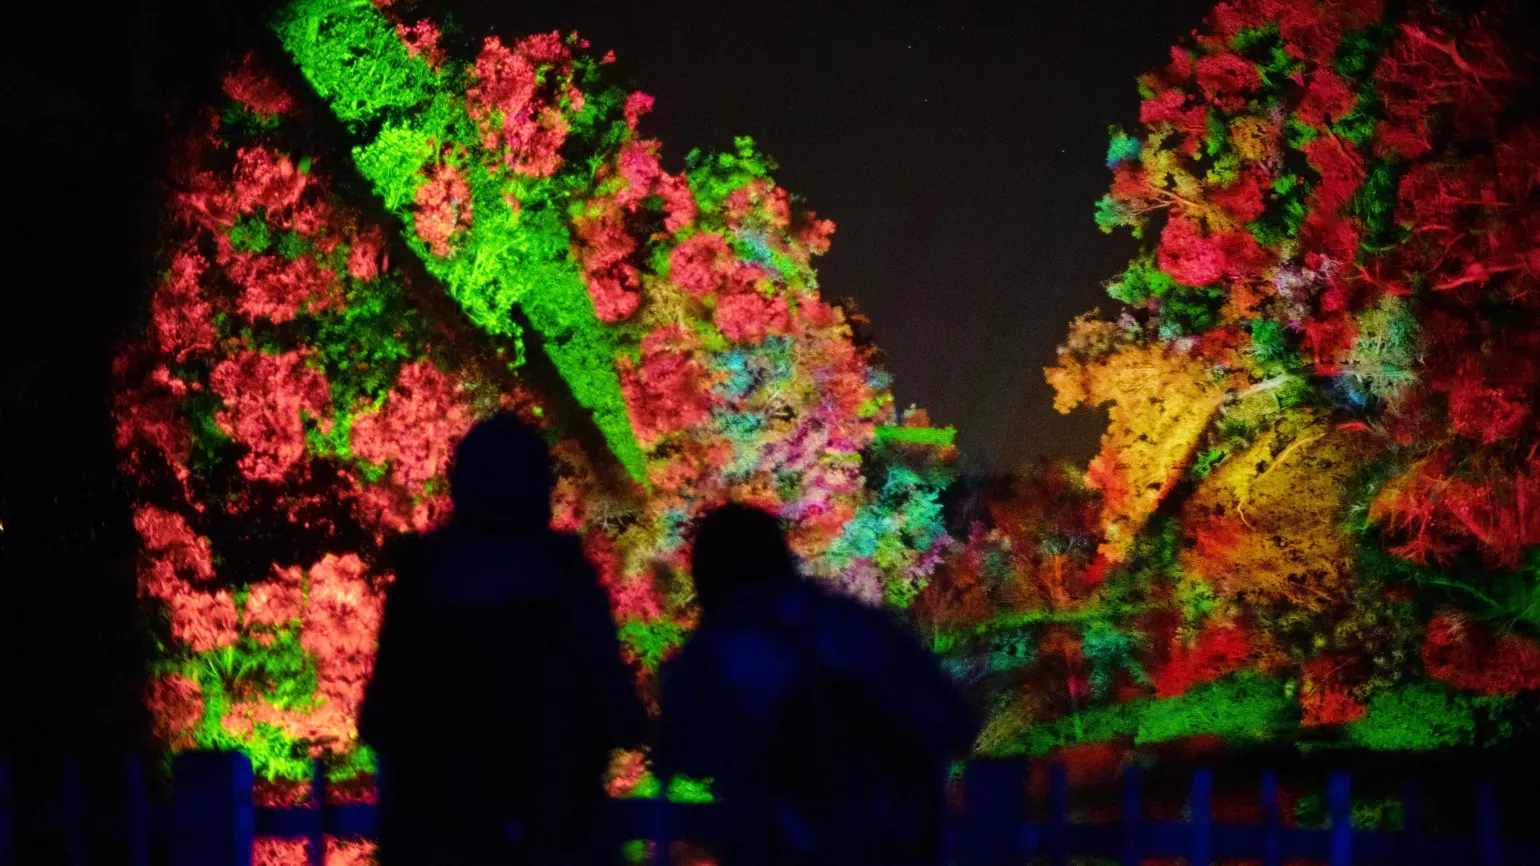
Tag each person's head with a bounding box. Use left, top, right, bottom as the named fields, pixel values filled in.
left=690, top=503, right=797, bottom=613
left=448, top=412, right=554, bottom=529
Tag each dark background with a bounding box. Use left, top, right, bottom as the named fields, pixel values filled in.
left=0, top=0, right=1212, bottom=753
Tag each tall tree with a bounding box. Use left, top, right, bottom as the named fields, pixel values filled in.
left=1055, top=0, right=1540, bottom=748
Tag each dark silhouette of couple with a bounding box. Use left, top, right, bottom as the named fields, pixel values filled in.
left=360, top=413, right=977, bottom=865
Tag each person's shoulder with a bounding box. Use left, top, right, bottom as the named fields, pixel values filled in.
left=664, top=607, right=744, bottom=671
left=541, top=529, right=588, bottom=559
left=807, top=580, right=894, bottom=626
left=378, top=530, right=435, bottom=583
left=535, top=529, right=601, bottom=580
left=804, top=580, right=923, bottom=657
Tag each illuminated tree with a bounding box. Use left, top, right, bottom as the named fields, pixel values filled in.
left=117, top=4, right=955, bottom=836
left=1047, top=0, right=1540, bottom=751
left=911, top=0, right=1540, bottom=767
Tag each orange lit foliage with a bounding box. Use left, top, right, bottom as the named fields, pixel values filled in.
left=1179, top=418, right=1369, bottom=611
left=1047, top=318, right=1230, bottom=563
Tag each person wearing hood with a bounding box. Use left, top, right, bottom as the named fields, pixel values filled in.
left=360, top=412, right=644, bottom=866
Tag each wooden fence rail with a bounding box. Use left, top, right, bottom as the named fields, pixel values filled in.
left=2, top=753, right=1536, bottom=865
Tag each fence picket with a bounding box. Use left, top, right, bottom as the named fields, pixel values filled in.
left=647, top=795, right=672, bottom=866
left=1328, top=771, right=1351, bottom=866
left=171, top=751, right=254, bottom=866
left=4, top=752, right=1538, bottom=865
left=126, top=754, right=150, bottom=866
left=1048, top=762, right=1069, bottom=866
left=1402, top=780, right=1424, bottom=866
left=959, top=759, right=1023, bottom=866
left=1260, top=771, right=1281, bottom=866
left=1120, top=765, right=1141, bottom=866
left=1475, top=781, right=1502, bottom=866
left=1190, top=768, right=1212, bottom=866
left=60, top=756, right=85, bottom=866
left=308, top=758, right=325, bottom=866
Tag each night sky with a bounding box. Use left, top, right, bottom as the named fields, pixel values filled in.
left=0, top=0, right=1212, bottom=750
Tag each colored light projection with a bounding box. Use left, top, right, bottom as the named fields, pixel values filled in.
left=917, top=0, right=1540, bottom=763
left=117, top=0, right=1540, bottom=848
left=116, top=0, right=954, bottom=815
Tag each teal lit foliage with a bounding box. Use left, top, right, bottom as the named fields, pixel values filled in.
left=1105, top=126, right=1142, bottom=167
left=1082, top=621, right=1145, bottom=697
left=829, top=440, right=955, bottom=608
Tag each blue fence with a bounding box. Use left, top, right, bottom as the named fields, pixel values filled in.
left=2, top=752, right=1536, bottom=865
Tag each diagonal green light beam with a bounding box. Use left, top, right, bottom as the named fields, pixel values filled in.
left=272, top=0, right=648, bottom=483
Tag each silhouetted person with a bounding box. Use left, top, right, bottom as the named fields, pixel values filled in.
left=658, top=504, right=978, bottom=866
left=360, top=413, right=644, bottom=866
